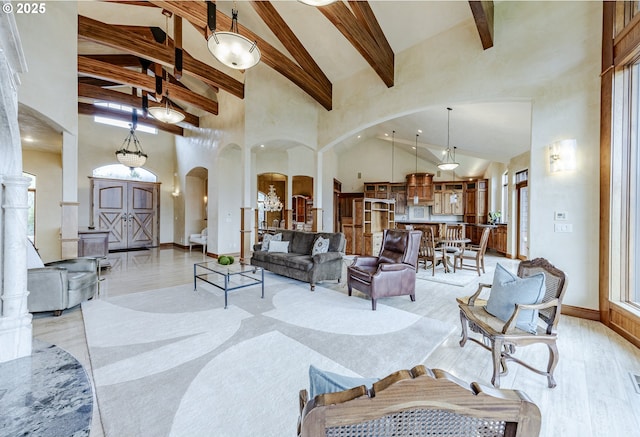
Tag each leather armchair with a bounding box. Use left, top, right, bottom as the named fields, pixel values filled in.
left=347, top=229, right=422, bottom=310
left=27, top=242, right=98, bottom=316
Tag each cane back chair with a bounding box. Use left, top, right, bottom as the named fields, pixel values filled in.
left=458, top=258, right=567, bottom=388
left=298, top=365, right=541, bottom=437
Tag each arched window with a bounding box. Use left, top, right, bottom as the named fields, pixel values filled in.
left=92, top=164, right=157, bottom=182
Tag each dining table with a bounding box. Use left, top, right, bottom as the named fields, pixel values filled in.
left=436, top=238, right=471, bottom=273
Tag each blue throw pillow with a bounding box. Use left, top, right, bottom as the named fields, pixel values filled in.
left=308, top=365, right=379, bottom=399
left=485, top=263, right=546, bottom=334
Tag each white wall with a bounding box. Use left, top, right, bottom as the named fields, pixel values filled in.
left=22, top=150, right=62, bottom=262
left=15, top=2, right=77, bottom=136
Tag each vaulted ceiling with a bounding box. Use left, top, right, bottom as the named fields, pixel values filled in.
left=76, top=1, right=494, bottom=135
left=23, top=1, right=534, bottom=178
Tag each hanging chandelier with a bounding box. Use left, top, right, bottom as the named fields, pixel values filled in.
left=148, top=90, right=185, bottom=124
left=115, top=112, right=147, bottom=169
left=207, top=5, right=260, bottom=70
left=264, top=185, right=283, bottom=212
left=438, top=107, right=460, bottom=171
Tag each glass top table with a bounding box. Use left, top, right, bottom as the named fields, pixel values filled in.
left=193, top=261, right=264, bottom=309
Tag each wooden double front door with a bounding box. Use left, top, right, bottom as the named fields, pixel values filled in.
left=90, top=177, right=160, bottom=251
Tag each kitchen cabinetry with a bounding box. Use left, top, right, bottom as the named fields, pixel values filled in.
left=364, top=182, right=389, bottom=199
left=488, top=224, right=507, bottom=254
left=348, top=198, right=395, bottom=255
left=389, top=183, right=407, bottom=215
left=464, top=179, right=488, bottom=224
left=432, top=182, right=464, bottom=215
left=405, top=173, right=433, bottom=202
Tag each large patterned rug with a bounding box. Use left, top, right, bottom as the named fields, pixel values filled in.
left=82, top=273, right=456, bottom=437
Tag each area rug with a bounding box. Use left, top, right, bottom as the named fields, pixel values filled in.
left=416, top=266, right=494, bottom=287
left=82, top=274, right=455, bottom=437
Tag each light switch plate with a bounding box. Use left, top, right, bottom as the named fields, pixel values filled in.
left=554, top=223, right=573, bottom=233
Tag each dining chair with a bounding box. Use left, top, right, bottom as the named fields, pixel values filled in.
left=417, top=227, right=445, bottom=276
left=455, top=226, right=491, bottom=275
left=441, top=224, right=465, bottom=272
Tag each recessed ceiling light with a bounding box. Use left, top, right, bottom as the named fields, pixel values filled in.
left=23, top=136, right=34, bottom=143
left=357, top=135, right=361, bottom=139
left=412, top=146, right=416, bottom=150
left=417, top=129, right=422, bottom=134
left=384, top=133, right=389, bottom=137
left=260, top=144, right=265, bottom=148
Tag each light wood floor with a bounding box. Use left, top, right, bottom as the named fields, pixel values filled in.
left=31, top=247, right=640, bottom=437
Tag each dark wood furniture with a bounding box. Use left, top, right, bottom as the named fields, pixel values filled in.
left=464, top=179, right=488, bottom=224
left=417, top=227, right=444, bottom=276
left=458, top=258, right=568, bottom=388
left=298, top=365, right=541, bottom=437
left=347, top=229, right=421, bottom=310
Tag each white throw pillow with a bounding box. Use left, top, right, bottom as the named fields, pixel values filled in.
left=268, top=240, right=289, bottom=253
left=262, top=232, right=282, bottom=251
left=312, top=236, right=330, bottom=256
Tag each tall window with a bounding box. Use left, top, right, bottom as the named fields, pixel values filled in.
left=23, top=172, right=36, bottom=242
left=626, top=61, right=640, bottom=306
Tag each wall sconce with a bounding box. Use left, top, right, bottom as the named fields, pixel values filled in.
left=171, top=189, right=180, bottom=197
left=549, top=139, right=577, bottom=173
left=204, top=195, right=208, bottom=204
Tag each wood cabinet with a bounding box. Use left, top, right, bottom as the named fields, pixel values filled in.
left=90, top=177, right=160, bottom=251
left=364, top=182, right=390, bottom=199
left=389, top=183, right=407, bottom=215
left=78, top=228, right=110, bottom=257
left=405, top=173, right=433, bottom=202
left=432, top=182, right=464, bottom=215
left=464, top=179, right=488, bottom=224
left=489, top=224, right=507, bottom=254
left=292, top=195, right=312, bottom=224
left=348, top=198, right=395, bottom=255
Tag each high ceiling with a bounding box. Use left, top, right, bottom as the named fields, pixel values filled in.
left=20, top=1, right=530, bottom=177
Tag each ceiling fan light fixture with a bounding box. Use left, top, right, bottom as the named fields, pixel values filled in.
left=207, top=9, right=260, bottom=70
left=437, top=107, right=459, bottom=171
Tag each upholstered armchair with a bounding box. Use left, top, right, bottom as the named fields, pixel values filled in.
left=189, top=228, right=208, bottom=255
left=26, top=241, right=98, bottom=316
left=347, top=229, right=422, bottom=310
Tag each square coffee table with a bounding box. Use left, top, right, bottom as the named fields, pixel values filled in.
left=194, top=261, right=264, bottom=309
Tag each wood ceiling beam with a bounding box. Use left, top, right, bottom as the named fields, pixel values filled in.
left=78, top=15, right=243, bottom=99
left=78, top=56, right=218, bottom=115
left=78, top=77, right=122, bottom=88
left=78, top=82, right=200, bottom=127
left=78, top=102, right=184, bottom=136
left=468, top=1, right=494, bottom=50
left=147, top=1, right=333, bottom=110
left=83, top=54, right=144, bottom=67
left=347, top=1, right=394, bottom=58
left=319, top=1, right=394, bottom=88
left=249, top=1, right=331, bottom=90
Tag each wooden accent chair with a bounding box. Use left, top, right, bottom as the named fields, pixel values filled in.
left=298, top=365, right=541, bottom=437
left=417, top=227, right=445, bottom=276
left=458, top=258, right=568, bottom=388
left=455, top=226, right=491, bottom=275
left=347, top=229, right=422, bottom=310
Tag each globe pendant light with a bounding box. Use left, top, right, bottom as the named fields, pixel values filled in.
left=115, top=115, right=147, bottom=169
left=438, top=107, right=459, bottom=171
left=207, top=7, right=260, bottom=70
left=148, top=90, right=185, bottom=124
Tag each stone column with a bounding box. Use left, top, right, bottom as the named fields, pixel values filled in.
left=0, top=8, right=31, bottom=363
left=60, top=131, right=79, bottom=258
left=0, top=176, right=32, bottom=363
